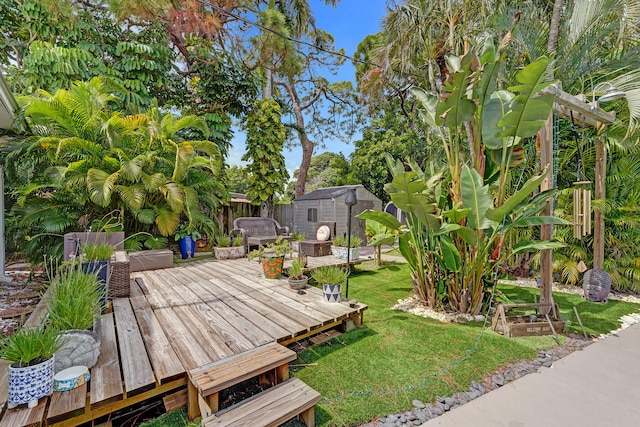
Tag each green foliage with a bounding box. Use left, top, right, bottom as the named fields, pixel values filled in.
left=225, top=165, right=250, bottom=194
left=248, top=237, right=291, bottom=260
left=215, top=234, right=231, bottom=248
left=231, top=235, right=244, bottom=247
left=174, top=223, right=202, bottom=241
left=47, top=262, right=103, bottom=331
left=288, top=258, right=306, bottom=280
left=0, top=326, right=61, bottom=367
left=331, top=235, right=362, bottom=248
left=5, top=78, right=227, bottom=261
left=242, top=99, right=289, bottom=209
left=310, top=266, right=348, bottom=285
left=81, top=243, right=115, bottom=261
left=291, top=232, right=305, bottom=242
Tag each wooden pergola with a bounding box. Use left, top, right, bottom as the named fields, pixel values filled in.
left=538, top=84, right=616, bottom=313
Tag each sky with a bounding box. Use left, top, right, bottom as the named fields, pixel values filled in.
left=226, top=0, right=389, bottom=174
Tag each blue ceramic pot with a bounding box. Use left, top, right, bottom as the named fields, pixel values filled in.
left=179, top=236, right=194, bottom=259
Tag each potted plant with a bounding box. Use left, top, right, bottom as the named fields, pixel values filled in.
left=0, top=326, right=60, bottom=408
left=249, top=237, right=290, bottom=279
left=290, top=232, right=305, bottom=253
left=311, top=266, right=348, bottom=303
left=174, top=223, right=201, bottom=259
left=80, top=241, right=115, bottom=309
left=287, top=258, right=308, bottom=290
left=331, top=235, right=363, bottom=260
left=213, top=234, right=245, bottom=260
left=47, top=262, right=104, bottom=373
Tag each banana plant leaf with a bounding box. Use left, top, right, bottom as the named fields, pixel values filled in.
left=461, top=165, right=493, bottom=230
left=439, top=235, right=461, bottom=272
left=486, top=168, right=548, bottom=222
left=512, top=240, right=566, bottom=255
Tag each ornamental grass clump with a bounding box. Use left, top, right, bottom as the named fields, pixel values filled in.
left=332, top=235, right=362, bottom=248
left=47, top=263, right=104, bottom=331
left=311, top=266, right=348, bottom=285
left=81, top=242, right=115, bottom=261
left=0, top=326, right=61, bottom=367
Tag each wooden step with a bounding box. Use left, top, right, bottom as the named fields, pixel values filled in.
left=188, top=342, right=296, bottom=417
left=203, top=377, right=320, bottom=427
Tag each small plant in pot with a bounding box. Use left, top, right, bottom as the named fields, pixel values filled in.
left=47, top=262, right=104, bottom=373
left=287, top=259, right=308, bottom=290
left=174, top=223, right=201, bottom=259
left=0, top=326, right=61, bottom=408
left=80, top=242, right=115, bottom=308
left=311, top=266, right=348, bottom=303
left=249, top=237, right=291, bottom=279
left=213, top=234, right=245, bottom=260
left=331, top=235, right=363, bottom=260
left=290, top=232, right=305, bottom=252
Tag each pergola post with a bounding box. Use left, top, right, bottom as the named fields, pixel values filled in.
left=593, top=138, right=606, bottom=269
left=537, top=85, right=616, bottom=312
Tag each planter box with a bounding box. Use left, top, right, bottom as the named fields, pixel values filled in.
left=214, top=246, right=245, bottom=260
left=331, top=246, right=361, bottom=260
left=491, top=303, right=565, bottom=338
left=8, top=355, right=55, bottom=408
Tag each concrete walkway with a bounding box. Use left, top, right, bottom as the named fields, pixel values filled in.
left=422, top=322, right=640, bottom=427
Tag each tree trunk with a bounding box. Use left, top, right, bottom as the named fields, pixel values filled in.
left=547, top=0, right=565, bottom=54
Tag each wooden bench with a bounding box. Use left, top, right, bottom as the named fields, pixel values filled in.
left=232, top=217, right=290, bottom=253
left=188, top=342, right=296, bottom=418
left=202, top=378, right=321, bottom=427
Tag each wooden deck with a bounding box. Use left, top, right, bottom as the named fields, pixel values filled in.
left=0, top=255, right=367, bottom=426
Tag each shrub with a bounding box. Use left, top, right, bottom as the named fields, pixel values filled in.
left=332, top=235, right=362, bottom=248
left=215, top=235, right=231, bottom=247
left=81, top=242, right=115, bottom=261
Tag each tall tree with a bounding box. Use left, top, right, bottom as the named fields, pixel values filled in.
left=242, top=99, right=289, bottom=216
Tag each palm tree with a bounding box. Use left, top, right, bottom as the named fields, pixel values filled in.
left=6, top=77, right=227, bottom=261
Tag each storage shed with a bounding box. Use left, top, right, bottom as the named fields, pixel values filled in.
left=293, top=185, right=382, bottom=242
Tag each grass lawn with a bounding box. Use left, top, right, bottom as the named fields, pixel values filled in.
left=141, top=261, right=639, bottom=427
left=292, top=262, right=640, bottom=426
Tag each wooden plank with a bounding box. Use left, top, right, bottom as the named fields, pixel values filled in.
left=155, top=268, right=272, bottom=351
left=0, top=359, right=8, bottom=409
left=0, top=396, right=47, bottom=427
left=163, top=389, right=187, bottom=412
left=151, top=308, right=211, bottom=370
left=22, top=285, right=51, bottom=329
left=112, top=299, right=155, bottom=394
left=142, top=269, right=253, bottom=359
left=129, top=295, right=184, bottom=383
left=47, top=384, right=86, bottom=420
left=48, top=377, right=186, bottom=427
left=545, top=84, right=616, bottom=125
left=204, top=378, right=321, bottom=427
left=90, top=314, right=123, bottom=406
left=189, top=343, right=296, bottom=397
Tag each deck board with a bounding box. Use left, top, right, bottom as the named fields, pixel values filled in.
left=112, top=299, right=156, bottom=393
left=129, top=296, right=184, bottom=383
left=47, top=384, right=86, bottom=420
left=90, top=313, right=123, bottom=406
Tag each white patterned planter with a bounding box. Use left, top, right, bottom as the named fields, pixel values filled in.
left=214, top=246, right=245, bottom=260
left=8, top=355, right=55, bottom=409
left=322, top=283, right=342, bottom=303
left=331, top=246, right=361, bottom=260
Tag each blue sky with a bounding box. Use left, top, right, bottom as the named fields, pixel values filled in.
left=226, top=0, right=389, bottom=174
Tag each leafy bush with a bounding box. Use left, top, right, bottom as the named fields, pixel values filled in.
left=291, top=232, right=305, bottom=242
left=0, top=326, right=61, bottom=367
left=248, top=237, right=291, bottom=260
left=47, top=263, right=104, bottom=331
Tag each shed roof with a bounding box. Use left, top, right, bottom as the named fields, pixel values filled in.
left=295, top=185, right=363, bottom=201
